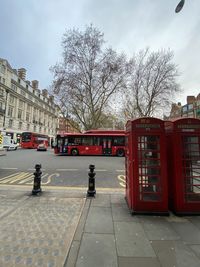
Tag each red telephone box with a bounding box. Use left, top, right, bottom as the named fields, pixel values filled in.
left=126, top=118, right=168, bottom=215
left=165, top=118, right=200, bottom=215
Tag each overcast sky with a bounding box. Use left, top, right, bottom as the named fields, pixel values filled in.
left=1, top=0, right=200, bottom=105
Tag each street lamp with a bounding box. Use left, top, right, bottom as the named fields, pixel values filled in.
left=175, top=0, right=185, bottom=13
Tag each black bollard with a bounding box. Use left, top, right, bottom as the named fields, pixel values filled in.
left=87, top=164, right=96, bottom=197
left=32, top=164, right=42, bottom=195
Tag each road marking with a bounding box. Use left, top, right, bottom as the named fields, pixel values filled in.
left=25, top=173, right=49, bottom=185
left=18, top=174, right=34, bottom=184
left=41, top=173, right=60, bottom=185
left=27, top=168, right=46, bottom=171
left=0, top=172, right=60, bottom=185
left=56, top=169, right=78, bottom=171
left=118, top=175, right=126, bottom=188
left=0, top=172, right=22, bottom=181
left=116, top=170, right=125, bottom=172
left=0, top=172, right=29, bottom=184
left=0, top=184, right=125, bottom=192
left=1, top=167, right=18, bottom=170
left=9, top=173, right=33, bottom=184
left=95, top=169, right=107, bottom=172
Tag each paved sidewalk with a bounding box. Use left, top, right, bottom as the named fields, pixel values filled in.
left=1, top=186, right=200, bottom=267
left=66, top=192, right=200, bottom=267
left=0, top=186, right=85, bottom=267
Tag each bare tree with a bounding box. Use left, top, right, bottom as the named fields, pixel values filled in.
left=51, top=25, right=128, bottom=131
left=122, top=48, right=180, bottom=119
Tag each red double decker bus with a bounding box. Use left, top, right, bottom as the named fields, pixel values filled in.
left=21, top=132, right=49, bottom=149
left=54, top=130, right=125, bottom=156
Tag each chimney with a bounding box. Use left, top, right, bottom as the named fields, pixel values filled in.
left=187, top=96, right=195, bottom=104
left=42, top=89, right=48, bottom=97
left=49, top=95, right=54, bottom=102
left=18, top=68, right=26, bottom=80
left=196, top=93, right=200, bottom=100
left=32, top=80, right=39, bottom=90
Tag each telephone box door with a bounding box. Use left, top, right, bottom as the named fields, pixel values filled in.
left=182, top=135, right=200, bottom=203
left=137, top=135, right=162, bottom=203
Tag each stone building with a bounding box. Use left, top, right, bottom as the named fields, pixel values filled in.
left=0, top=58, right=60, bottom=143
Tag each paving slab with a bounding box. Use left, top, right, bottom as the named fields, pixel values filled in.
left=73, top=199, right=90, bottom=241
left=0, top=195, right=85, bottom=267
left=114, top=221, right=156, bottom=257
left=152, top=240, right=200, bottom=267
left=90, top=194, right=111, bottom=207
left=151, top=240, right=176, bottom=267
left=64, top=240, right=80, bottom=267
left=111, top=193, right=126, bottom=205
left=112, top=204, right=139, bottom=222
left=171, top=221, right=200, bottom=244
left=85, top=206, right=113, bottom=234
left=140, top=216, right=180, bottom=241
left=188, top=216, right=200, bottom=231
left=190, top=244, right=200, bottom=260
left=118, top=256, right=161, bottom=267
left=76, top=233, right=118, bottom=267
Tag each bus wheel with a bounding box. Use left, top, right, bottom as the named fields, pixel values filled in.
left=71, top=149, right=79, bottom=156
left=116, top=148, right=125, bottom=157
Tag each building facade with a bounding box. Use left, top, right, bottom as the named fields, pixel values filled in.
left=0, top=58, right=60, bottom=142
left=58, top=117, right=80, bottom=133
left=168, top=94, right=200, bottom=120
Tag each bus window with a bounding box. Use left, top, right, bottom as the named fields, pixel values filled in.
left=64, top=138, right=68, bottom=146
left=113, top=137, right=125, bottom=146
left=82, top=137, right=93, bottom=146
left=93, top=137, right=100, bottom=146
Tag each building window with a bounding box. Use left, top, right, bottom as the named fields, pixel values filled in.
left=11, top=83, right=17, bottom=91
left=0, top=88, right=4, bottom=96
left=182, top=106, right=188, bottom=113
left=19, top=100, right=24, bottom=108
left=188, top=104, right=193, bottom=110
left=18, top=109, right=22, bottom=119
left=26, top=112, right=30, bottom=122
left=8, top=106, right=13, bottom=117
left=19, top=122, right=22, bottom=129
left=9, top=95, right=15, bottom=105
left=20, top=89, right=24, bottom=95
left=34, top=125, right=36, bottom=132
left=8, top=119, right=13, bottom=128
left=0, top=64, right=6, bottom=74
left=27, top=124, right=30, bottom=130
left=29, top=95, right=32, bottom=101
left=27, top=104, right=31, bottom=112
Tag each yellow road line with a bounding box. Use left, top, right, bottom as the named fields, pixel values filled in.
left=0, top=172, right=29, bottom=184
left=0, top=184, right=124, bottom=192
left=0, top=172, right=22, bottom=181
left=9, top=173, right=33, bottom=184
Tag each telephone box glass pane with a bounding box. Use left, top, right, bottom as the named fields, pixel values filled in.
left=138, top=136, right=161, bottom=201
left=182, top=136, right=200, bottom=202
